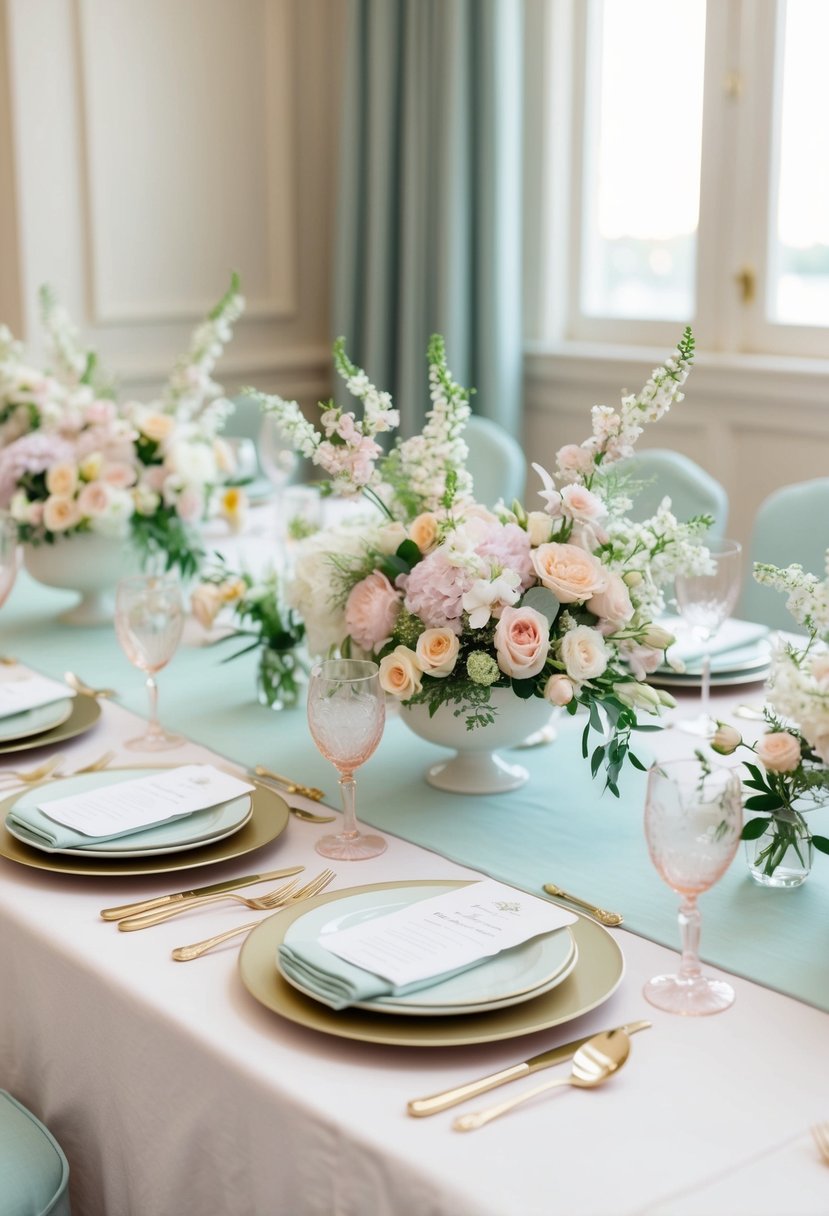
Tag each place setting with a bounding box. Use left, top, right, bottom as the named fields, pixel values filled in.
left=0, top=667, right=101, bottom=755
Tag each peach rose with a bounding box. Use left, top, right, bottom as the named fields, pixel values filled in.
left=43, top=495, right=79, bottom=533
left=415, top=628, right=460, bottom=678
left=531, top=542, right=607, bottom=604
left=409, top=513, right=440, bottom=553
left=190, top=584, right=224, bottom=629
left=560, top=625, right=609, bottom=682
left=345, top=572, right=402, bottom=652
left=45, top=463, right=78, bottom=498
left=493, top=605, right=550, bottom=679
left=756, top=731, right=801, bottom=773
left=544, top=673, right=574, bottom=705
left=102, top=461, right=137, bottom=489
left=378, top=645, right=423, bottom=699
left=587, top=571, right=633, bottom=629
left=139, top=413, right=175, bottom=443
left=77, top=480, right=111, bottom=517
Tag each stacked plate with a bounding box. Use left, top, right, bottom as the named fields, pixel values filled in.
left=240, top=880, right=626, bottom=1048
left=647, top=619, right=772, bottom=690
left=0, top=767, right=291, bottom=876
left=0, top=685, right=101, bottom=754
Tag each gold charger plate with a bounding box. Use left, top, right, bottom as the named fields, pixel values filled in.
left=0, top=694, right=101, bottom=755
left=0, top=777, right=289, bottom=876
left=239, top=880, right=625, bottom=1048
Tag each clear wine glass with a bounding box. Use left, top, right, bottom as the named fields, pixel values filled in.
left=307, top=658, right=387, bottom=861
left=258, top=415, right=299, bottom=563
left=0, top=515, right=19, bottom=609
left=115, top=573, right=185, bottom=752
left=674, top=538, right=742, bottom=737
left=644, top=757, right=743, bottom=1016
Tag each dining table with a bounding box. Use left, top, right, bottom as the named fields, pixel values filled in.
left=1, top=530, right=827, bottom=1216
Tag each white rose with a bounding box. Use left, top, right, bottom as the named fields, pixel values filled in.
left=89, top=487, right=134, bottom=538
left=9, top=491, right=31, bottom=523
left=560, top=625, right=609, bottom=682
left=167, top=441, right=218, bottom=485
left=375, top=521, right=408, bottom=555
left=526, top=511, right=552, bottom=547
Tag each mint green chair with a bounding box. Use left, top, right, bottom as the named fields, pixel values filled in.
left=740, top=477, right=829, bottom=629
left=624, top=449, right=729, bottom=537
left=0, top=1091, right=71, bottom=1216
left=465, top=415, right=527, bottom=508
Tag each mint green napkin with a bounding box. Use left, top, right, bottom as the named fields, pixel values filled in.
left=5, top=798, right=198, bottom=851
left=278, top=939, right=492, bottom=1011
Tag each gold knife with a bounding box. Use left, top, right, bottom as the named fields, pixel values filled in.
left=406, top=1019, right=651, bottom=1117
left=99, top=866, right=305, bottom=922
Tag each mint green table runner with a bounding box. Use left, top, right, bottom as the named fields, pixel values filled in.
left=3, top=572, right=828, bottom=1012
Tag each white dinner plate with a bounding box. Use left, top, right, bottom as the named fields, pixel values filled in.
left=278, top=883, right=578, bottom=1017
left=0, top=698, right=74, bottom=743
left=4, top=767, right=254, bottom=857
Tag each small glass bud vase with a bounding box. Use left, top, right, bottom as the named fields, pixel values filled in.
left=745, top=813, right=813, bottom=888
left=257, top=645, right=304, bottom=711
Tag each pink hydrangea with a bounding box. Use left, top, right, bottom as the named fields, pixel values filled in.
left=0, top=431, right=75, bottom=507
left=476, top=521, right=534, bottom=590
left=401, top=549, right=474, bottom=634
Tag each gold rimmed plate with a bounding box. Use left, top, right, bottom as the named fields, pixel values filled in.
left=239, top=880, right=625, bottom=1048
left=0, top=774, right=290, bottom=876
left=0, top=694, right=101, bottom=755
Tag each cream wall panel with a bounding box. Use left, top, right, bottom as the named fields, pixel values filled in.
left=1, top=0, right=343, bottom=411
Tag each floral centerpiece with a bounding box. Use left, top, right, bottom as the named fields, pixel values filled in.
left=191, top=561, right=306, bottom=710
left=244, top=329, right=711, bottom=794
left=0, top=276, right=245, bottom=579
left=713, top=558, right=829, bottom=883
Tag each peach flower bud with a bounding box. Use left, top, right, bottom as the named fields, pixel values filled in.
left=45, top=463, right=78, bottom=498
left=756, top=731, right=801, bottom=773
left=544, top=674, right=574, bottom=705
left=531, top=542, right=607, bottom=604
left=711, top=722, right=741, bottom=755
left=409, top=513, right=440, bottom=553
left=190, top=584, right=225, bottom=629
left=415, top=628, right=460, bottom=678
left=139, top=413, right=175, bottom=443
left=378, top=646, right=423, bottom=699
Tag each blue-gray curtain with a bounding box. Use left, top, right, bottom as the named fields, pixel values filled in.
left=332, top=0, right=523, bottom=436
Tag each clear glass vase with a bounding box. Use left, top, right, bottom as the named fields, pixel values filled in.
left=256, top=646, right=304, bottom=711
left=745, top=814, right=813, bottom=888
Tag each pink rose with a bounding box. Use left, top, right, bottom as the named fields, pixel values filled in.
left=345, top=572, right=402, bottom=652
left=176, top=486, right=204, bottom=523
left=77, top=480, right=111, bottom=517
left=84, top=399, right=116, bottom=425
left=531, top=542, right=607, bottom=604
left=810, top=654, right=829, bottom=687
left=556, top=443, right=595, bottom=480
left=756, top=731, right=801, bottom=773
left=588, top=571, right=634, bottom=631
left=494, top=605, right=550, bottom=679
left=102, top=461, right=137, bottom=489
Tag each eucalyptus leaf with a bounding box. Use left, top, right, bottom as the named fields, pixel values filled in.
left=519, top=585, right=561, bottom=628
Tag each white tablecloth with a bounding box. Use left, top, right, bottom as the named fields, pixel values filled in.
left=0, top=685, right=827, bottom=1216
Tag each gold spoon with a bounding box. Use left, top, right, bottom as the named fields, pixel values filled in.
left=289, top=805, right=336, bottom=824
left=253, top=765, right=325, bottom=801
left=64, top=672, right=118, bottom=699
left=453, top=1029, right=632, bottom=1131
left=543, top=883, right=624, bottom=927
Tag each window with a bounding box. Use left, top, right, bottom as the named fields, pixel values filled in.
left=565, top=0, right=829, bottom=358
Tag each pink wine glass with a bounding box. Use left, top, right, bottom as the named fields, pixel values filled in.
left=307, top=658, right=387, bottom=861
left=644, top=757, right=743, bottom=1015
left=115, top=573, right=185, bottom=752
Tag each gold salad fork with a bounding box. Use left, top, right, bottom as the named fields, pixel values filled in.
left=812, top=1122, right=829, bottom=1165
left=171, top=869, right=337, bottom=961
left=64, top=672, right=118, bottom=699
left=118, top=873, right=309, bottom=931
left=253, top=765, right=326, bottom=801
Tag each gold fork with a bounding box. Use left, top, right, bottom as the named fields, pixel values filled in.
left=171, top=870, right=337, bottom=961
left=118, top=874, right=307, bottom=931
left=812, top=1122, right=829, bottom=1165
left=0, top=750, right=116, bottom=787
